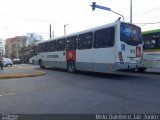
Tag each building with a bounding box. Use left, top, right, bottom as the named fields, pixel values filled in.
left=5, top=38, right=12, bottom=58
left=5, top=36, right=27, bottom=59
left=26, top=33, right=43, bottom=46
left=5, top=33, right=43, bottom=63
left=0, top=39, right=5, bottom=57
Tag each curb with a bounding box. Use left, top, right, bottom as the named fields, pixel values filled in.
left=0, top=71, right=46, bottom=79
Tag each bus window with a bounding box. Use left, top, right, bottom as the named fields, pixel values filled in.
left=33, top=46, right=38, bottom=55
left=49, top=40, right=57, bottom=52
left=66, top=36, right=77, bottom=50
left=93, top=27, right=115, bottom=48
left=143, top=33, right=160, bottom=49
left=38, top=43, right=43, bottom=53
left=57, top=38, right=65, bottom=51
left=78, top=32, right=93, bottom=50
left=43, top=42, right=49, bottom=52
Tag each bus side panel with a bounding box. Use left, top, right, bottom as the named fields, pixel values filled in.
left=34, top=53, right=42, bottom=65
left=93, top=47, right=116, bottom=73
left=42, top=52, right=58, bottom=68
left=32, top=56, right=39, bottom=65
left=143, top=51, right=160, bottom=68
left=40, top=52, right=47, bottom=66
left=56, top=51, right=66, bottom=68
left=41, top=51, right=66, bottom=68
left=76, top=49, right=93, bottom=71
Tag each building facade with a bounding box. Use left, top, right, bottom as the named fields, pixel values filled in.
left=5, top=33, right=43, bottom=63
left=0, top=39, right=5, bottom=57
left=5, top=36, right=27, bottom=59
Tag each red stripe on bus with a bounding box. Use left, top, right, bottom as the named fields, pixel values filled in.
left=66, top=50, right=76, bottom=62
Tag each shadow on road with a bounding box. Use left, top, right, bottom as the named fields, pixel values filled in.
left=38, top=67, right=144, bottom=80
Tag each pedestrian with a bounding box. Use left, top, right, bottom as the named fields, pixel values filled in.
left=0, top=57, right=3, bottom=70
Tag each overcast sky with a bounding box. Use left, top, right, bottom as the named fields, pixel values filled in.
left=0, top=0, right=160, bottom=40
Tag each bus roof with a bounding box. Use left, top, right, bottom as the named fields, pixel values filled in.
left=38, top=20, right=140, bottom=44
left=142, top=29, right=160, bottom=35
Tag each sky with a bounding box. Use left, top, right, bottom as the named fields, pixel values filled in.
left=0, top=0, right=160, bottom=40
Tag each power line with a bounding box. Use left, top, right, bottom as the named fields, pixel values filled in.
left=0, top=11, right=59, bottom=24
left=135, top=22, right=160, bottom=26
left=124, top=6, right=160, bottom=22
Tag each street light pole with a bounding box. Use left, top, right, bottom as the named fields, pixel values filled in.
left=64, top=24, right=69, bottom=35
left=110, top=10, right=125, bottom=21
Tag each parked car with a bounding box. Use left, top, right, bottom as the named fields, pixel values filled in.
left=2, top=58, right=13, bottom=67
left=13, top=58, right=21, bottom=64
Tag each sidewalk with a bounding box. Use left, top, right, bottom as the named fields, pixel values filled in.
left=0, top=64, right=45, bottom=79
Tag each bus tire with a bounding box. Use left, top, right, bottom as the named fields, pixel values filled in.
left=137, top=67, right=147, bottom=72
left=39, top=60, right=45, bottom=69
left=67, top=61, right=76, bottom=73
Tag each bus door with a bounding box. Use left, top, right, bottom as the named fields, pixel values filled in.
left=56, top=38, right=66, bottom=68
left=93, top=27, right=116, bottom=72
left=76, top=32, right=94, bottom=71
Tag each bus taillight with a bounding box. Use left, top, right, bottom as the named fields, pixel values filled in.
left=118, top=51, right=123, bottom=63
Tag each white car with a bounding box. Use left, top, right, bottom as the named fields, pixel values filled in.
left=2, top=58, right=13, bottom=67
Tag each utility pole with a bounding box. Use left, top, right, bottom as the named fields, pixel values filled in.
left=49, top=24, right=52, bottom=39
left=130, top=0, right=132, bottom=23
left=52, top=31, right=54, bottom=38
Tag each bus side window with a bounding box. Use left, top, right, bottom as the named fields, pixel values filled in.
left=78, top=32, right=93, bottom=50
left=38, top=44, right=43, bottom=53
left=66, top=36, right=77, bottom=50
left=155, top=36, right=160, bottom=48
left=43, top=42, right=49, bottom=52
left=57, top=38, right=65, bottom=51
left=49, top=40, right=57, bottom=52
left=93, top=27, right=115, bottom=48
left=33, top=46, right=37, bottom=55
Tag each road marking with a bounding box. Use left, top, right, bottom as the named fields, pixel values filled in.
left=0, top=88, right=36, bottom=97
left=5, top=93, right=16, bottom=95
left=0, top=92, right=16, bottom=97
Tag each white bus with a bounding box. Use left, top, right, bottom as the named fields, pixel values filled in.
left=29, top=20, right=143, bottom=73
left=138, top=29, right=160, bottom=71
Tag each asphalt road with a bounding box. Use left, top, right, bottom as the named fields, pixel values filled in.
left=0, top=65, right=160, bottom=114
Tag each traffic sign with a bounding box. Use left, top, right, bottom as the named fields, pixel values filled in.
left=90, top=2, right=111, bottom=11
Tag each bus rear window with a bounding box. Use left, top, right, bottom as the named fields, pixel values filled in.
left=120, top=23, right=142, bottom=46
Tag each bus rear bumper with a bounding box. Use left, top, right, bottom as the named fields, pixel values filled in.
left=115, top=62, right=143, bottom=70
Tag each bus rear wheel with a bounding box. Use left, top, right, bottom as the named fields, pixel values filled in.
left=39, top=60, right=45, bottom=69
left=67, top=61, right=76, bottom=73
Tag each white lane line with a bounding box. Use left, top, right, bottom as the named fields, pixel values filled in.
left=0, top=92, right=16, bottom=97
left=5, top=93, right=16, bottom=96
